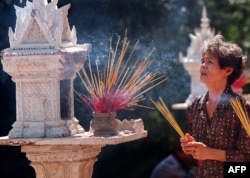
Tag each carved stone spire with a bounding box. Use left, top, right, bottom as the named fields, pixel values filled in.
left=199, top=6, right=215, bottom=44
left=181, top=6, right=215, bottom=62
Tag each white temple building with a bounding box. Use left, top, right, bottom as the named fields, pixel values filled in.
left=172, top=6, right=217, bottom=109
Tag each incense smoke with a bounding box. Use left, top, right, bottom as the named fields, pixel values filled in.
left=70, top=0, right=199, bottom=122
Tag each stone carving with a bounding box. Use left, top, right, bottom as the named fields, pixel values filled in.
left=1, top=0, right=91, bottom=138
left=118, top=119, right=145, bottom=133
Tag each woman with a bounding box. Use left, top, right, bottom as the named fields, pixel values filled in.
left=180, top=35, right=250, bottom=178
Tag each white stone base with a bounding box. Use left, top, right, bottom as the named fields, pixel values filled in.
left=8, top=118, right=84, bottom=138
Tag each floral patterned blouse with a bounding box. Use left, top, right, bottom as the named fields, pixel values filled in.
left=186, top=87, right=250, bottom=178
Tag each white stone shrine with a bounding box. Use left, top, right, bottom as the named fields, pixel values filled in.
left=0, top=1, right=147, bottom=177
left=2, top=0, right=90, bottom=138
left=172, top=6, right=217, bottom=109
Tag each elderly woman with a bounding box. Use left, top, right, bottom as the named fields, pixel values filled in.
left=180, top=35, right=250, bottom=178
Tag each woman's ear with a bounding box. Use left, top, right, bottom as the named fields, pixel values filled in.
left=224, top=67, right=233, bottom=77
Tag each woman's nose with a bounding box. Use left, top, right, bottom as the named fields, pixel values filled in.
left=201, top=62, right=207, bottom=68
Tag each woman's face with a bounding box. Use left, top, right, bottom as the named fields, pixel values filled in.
left=200, top=52, right=229, bottom=86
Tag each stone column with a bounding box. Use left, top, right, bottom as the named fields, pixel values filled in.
left=21, top=145, right=103, bottom=178
left=182, top=61, right=206, bottom=103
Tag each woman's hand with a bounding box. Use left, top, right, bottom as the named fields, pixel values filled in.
left=189, top=142, right=209, bottom=160
left=180, top=133, right=210, bottom=160
left=180, top=133, right=195, bottom=155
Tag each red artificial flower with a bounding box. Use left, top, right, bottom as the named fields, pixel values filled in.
left=232, top=74, right=247, bottom=89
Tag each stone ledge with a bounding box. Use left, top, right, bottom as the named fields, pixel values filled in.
left=0, top=130, right=148, bottom=146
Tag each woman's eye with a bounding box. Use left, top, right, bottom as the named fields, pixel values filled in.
left=208, top=60, right=213, bottom=64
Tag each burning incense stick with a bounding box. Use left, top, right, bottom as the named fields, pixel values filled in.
left=151, top=97, right=185, bottom=137
left=230, top=98, right=250, bottom=137
left=76, top=32, right=167, bottom=113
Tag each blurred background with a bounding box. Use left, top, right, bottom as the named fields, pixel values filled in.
left=1, top=0, right=250, bottom=177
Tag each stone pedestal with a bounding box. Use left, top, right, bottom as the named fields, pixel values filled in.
left=0, top=131, right=147, bottom=178
left=22, top=145, right=102, bottom=178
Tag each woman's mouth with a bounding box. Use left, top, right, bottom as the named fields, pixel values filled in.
left=200, top=71, right=207, bottom=76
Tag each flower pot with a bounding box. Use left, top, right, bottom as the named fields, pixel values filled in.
left=90, top=112, right=120, bottom=136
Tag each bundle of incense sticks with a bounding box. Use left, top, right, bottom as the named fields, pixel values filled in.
left=151, top=97, right=204, bottom=166
left=76, top=31, right=167, bottom=113
left=230, top=98, right=250, bottom=137
left=151, top=97, right=185, bottom=137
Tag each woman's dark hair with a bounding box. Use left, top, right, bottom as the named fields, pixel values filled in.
left=201, top=35, right=247, bottom=85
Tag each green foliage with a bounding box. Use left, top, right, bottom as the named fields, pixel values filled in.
left=203, top=0, right=250, bottom=56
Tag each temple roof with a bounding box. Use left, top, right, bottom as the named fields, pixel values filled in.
left=7, top=0, right=77, bottom=54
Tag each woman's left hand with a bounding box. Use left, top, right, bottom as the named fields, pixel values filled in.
left=191, top=142, right=210, bottom=160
